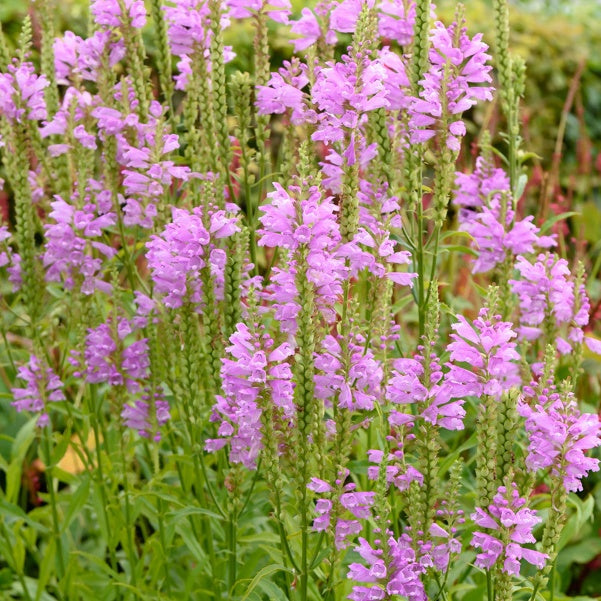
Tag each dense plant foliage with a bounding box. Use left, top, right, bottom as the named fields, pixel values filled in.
left=0, top=1, right=600, bottom=600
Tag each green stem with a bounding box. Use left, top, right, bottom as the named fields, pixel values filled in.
left=42, top=428, right=66, bottom=582
left=227, top=511, right=238, bottom=593
left=487, top=570, right=495, bottom=601
left=528, top=582, right=540, bottom=601
left=119, top=432, right=139, bottom=589
left=143, top=442, right=171, bottom=595
left=300, top=495, right=308, bottom=601
left=416, top=198, right=426, bottom=337
left=88, top=387, right=119, bottom=573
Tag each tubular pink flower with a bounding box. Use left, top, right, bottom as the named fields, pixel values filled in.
left=349, top=534, right=427, bottom=601
left=146, top=204, right=240, bottom=308
left=471, top=484, right=547, bottom=575
left=43, top=186, right=117, bottom=294
left=227, top=0, right=291, bottom=23
left=12, top=355, right=65, bottom=427
left=206, top=322, right=295, bottom=468
left=510, top=253, right=588, bottom=352
left=91, top=0, right=147, bottom=29
left=314, top=332, right=383, bottom=411
left=518, top=391, right=601, bottom=492
left=445, top=308, right=521, bottom=399
left=0, top=62, right=48, bottom=122
left=388, top=343, right=466, bottom=430
left=408, top=21, right=493, bottom=150
left=259, top=182, right=346, bottom=332
left=81, top=319, right=150, bottom=393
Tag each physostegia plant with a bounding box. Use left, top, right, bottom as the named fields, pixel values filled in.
left=0, top=0, right=599, bottom=600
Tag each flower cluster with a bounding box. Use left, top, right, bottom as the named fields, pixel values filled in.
left=164, top=0, right=235, bottom=89
left=43, top=186, right=116, bottom=294
left=91, top=0, right=147, bottom=29
left=409, top=21, right=493, bottom=150
left=146, top=203, right=240, bottom=308
left=256, top=58, right=309, bottom=124
left=206, top=322, right=295, bottom=469
left=308, top=472, right=375, bottom=550
left=454, top=156, right=555, bottom=273
left=121, top=391, right=170, bottom=441
left=53, top=30, right=126, bottom=85
left=446, top=308, right=521, bottom=399
left=519, top=389, right=601, bottom=492
left=259, top=182, right=346, bottom=332
left=11, top=355, right=65, bottom=427
left=510, top=252, right=589, bottom=353
left=75, top=318, right=150, bottom=393
left=471, top=484, right=547, bottom=575
left=389, top=334, right=469, bottom=430
left=314, top=332, right=383, bottom=411
left=348, top=533, right=427, bottom=601
left=0, top=62, right=48, bottom=123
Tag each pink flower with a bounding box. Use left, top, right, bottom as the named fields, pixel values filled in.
left=519, top=390, right=601, bottom=492
left=408, top=21, right=493, bottom=149
left=446, top=308, right=521, bottom=399
left=471, top=484, right=547, bottom=575
left=0, top=62, right=48, bottom=122
left=206, top=323, right=294, bottom=469
left=12, top=355, right=65, bottom=427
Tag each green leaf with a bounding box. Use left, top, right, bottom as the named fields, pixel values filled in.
left=167, top=505, right=223, bottom=523
left=257, top=579, right=288, bottom=601
left=35, top=539, right=55, bottom=601
left=514, top=173, right=529, bottom=200
left=390, top=294, right=414, bottom=314
left=0, top=498, right=48, bottom=532
left=538, top=211, right=579, bottom=234
left=442, top=244, right=478, bottom=257
left=176, top=524, right=209, bottom=570
left=50, top=429, right=72, bottom=467
left=558, top=537, right=601, bottom=568
left=437, top=433, right=477, bottom=477
left=60, top=476, right=90, bottom=534
left=10, top=417, right=36, bottom=463
left=237, top=564, right=292, bottom=601
left=6, top=418, right=37, bottom=503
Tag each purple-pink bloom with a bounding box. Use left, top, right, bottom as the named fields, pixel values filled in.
left=80, top=319, right=149, bottom=393
left=43, top=188, right=116, bottom=294
left=256, top=59, right=309, bottom=124
left=54, top=30, right=125, bottom=85
left=91, top=0, right=147, bottom=29
left=454, top=156, right=555, bottom=272
left=378, top=0, right=416, bottom=46
left=259, top=182, right=346, bottom=332
left=206, top=322, right=295, bottom=469
left=12, top=355, right=65, bottom=427
left=0, top=62, right=48, bottom=122
left=122, top=390, right=170, bottom=441
left=510, top=253, right=587, bottom=352
left=518, top=391, right=601, bottom=492
left=445, top=308, right=521, bottom=399
left=471, top=484, right=547, bottom=575
left=314, top=333, right=383, bottom=411
left=289, top=5, right=337, bottom=52
left=349, top=534, right=427, bottom=601
left=227, top=0, right=291, bottom=23
left=146, top=204, right=239, bottom=308
left=388, top=344, right=466, bottom=430
left=366, top=441, right=423, bottom=492
left=408, top=21, right=493, bottom=149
